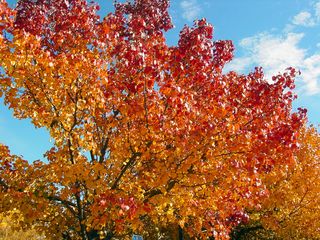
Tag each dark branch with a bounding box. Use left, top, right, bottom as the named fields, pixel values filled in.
left=99, top=137, right=110, bottom=163
left=0, top=178, right=9, bottom=191
left=111, top=152, right=141, bottom=190
left=47, top=195, right=77, bottom=216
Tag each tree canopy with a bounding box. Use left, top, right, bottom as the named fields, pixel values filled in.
left=231, top=126, right=320, bottom=240
left=0, top=0, right=309, bottom=239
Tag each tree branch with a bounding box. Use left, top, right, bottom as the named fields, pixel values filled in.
left=47, top=195, right=77, bottom=216
left=111, top=152, right=141, bottom=190
left=74, top=182, right=89, bottom=240
left=99, top=137, right=110, bottom=163
left=0, top=178, right=9, bottom=191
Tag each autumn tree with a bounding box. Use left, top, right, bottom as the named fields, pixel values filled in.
left=0, top=210, right=45, bottom=240
left=0, top=0, right=306, bottom=239
left=231, top=126, right=320, bottom=240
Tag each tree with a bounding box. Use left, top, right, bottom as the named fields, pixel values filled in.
left=0, top=0, right=306, bottom=239
left=0, top=210, right=45, bottom=240
left=231, top=126, right=320, bottom=240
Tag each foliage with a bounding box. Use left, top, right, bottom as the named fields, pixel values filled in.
left=231, top=126, right=320, bottom=240
left=0, top=0, right=306, bottom=239
left=0, top=210, right=44, bottom=240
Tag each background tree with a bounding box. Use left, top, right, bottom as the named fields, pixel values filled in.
left=0, top=210, right=45, bottom=240
left=231, top=126, right=320, bottom=240
left=0, top=0, right=306, bottom=239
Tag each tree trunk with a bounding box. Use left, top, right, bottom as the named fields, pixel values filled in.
left=178, top=226, right=184, bottom=240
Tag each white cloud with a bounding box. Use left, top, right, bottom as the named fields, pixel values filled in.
left=301, top=54, right=320, bottom=94
left=292, top=11, right=315, bottom=26
left=225, top=57, right=252, bottom=73
left=283, top=23, right=295, bottom=33
left=240, top=33, right=305, bottom=72
left=226, top=33, right=320, bottom=95
left=315, top=1, right=320, bottom=19
left=180, top=0, right=201, bottom=22
left=289, top=1, right=320, bottom=28
left=225, top=1, right=320, bottom=95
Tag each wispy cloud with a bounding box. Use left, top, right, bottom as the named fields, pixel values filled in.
left=315, top=1, right=320, bottom=19
left=292, top=11, right=315, bottom=27
left=180, top=0, right=201, bottom=22
left=291, top=1, right=320, bottom=27
left=225, top=0, right=320, bottom=95
left=239, top=32, right=305, bottom=72
left=226, top=32, right=320, bottom=95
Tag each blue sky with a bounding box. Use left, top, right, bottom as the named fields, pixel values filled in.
left=1, top=0, right=320, bottom=161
